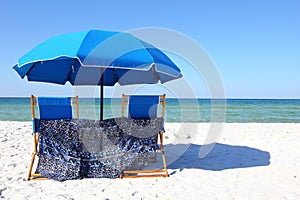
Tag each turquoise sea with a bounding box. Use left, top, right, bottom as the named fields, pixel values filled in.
left=0, top=98, right=300, bottom=123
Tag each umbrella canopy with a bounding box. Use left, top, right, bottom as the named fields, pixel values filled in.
left=13, top=29, right=183, bottom=119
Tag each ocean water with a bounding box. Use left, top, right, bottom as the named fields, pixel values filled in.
left=0, top=98, right=300, bottom=123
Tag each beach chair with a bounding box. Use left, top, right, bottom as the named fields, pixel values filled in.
left=120, top=94, right=168, bottom=178
left=27, top=95, right=79, bottom=180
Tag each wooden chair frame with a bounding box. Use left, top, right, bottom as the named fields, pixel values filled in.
left=120, top=94, right=169, bottom=178
left=27, top=95, right=79, bottom=181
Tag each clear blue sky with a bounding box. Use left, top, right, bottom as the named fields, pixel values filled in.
left=1, top=0, right=299, bottom=98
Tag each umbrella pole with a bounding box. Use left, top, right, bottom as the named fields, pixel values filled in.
left=100, top=68, right=104, bottom=121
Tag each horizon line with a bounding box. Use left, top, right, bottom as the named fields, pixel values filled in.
left=1, top=96, right=300, bottom=100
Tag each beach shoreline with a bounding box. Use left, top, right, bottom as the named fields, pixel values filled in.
left=1, top=121, right=300, bottom=199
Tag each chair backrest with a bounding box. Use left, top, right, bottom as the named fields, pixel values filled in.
left=31, top=95, right=79, bottom=132
left=122, top=94, right=166, bottom=119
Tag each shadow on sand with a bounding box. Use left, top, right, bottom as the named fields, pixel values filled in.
left=164, top=143, right=270, bottom=171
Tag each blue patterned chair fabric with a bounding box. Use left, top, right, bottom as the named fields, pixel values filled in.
left=35, top=117, right=163, bottom=181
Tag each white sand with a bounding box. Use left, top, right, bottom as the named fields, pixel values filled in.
left=0, top=121, right=300, bottom=200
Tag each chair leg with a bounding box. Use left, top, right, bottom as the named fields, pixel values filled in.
left=161, top=151, right=169, bottom=177
left=150, top=131, right=164, bottom=162
left=27, top=153, right=36, bottom=180
left=159, top=131, right=164, bottom=152
left=27, top=134, right=36, bottom=180
left=27, top=134, right=47, bottom=180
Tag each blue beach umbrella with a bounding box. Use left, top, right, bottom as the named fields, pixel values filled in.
left=13, top=29, right=182, bottom=120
